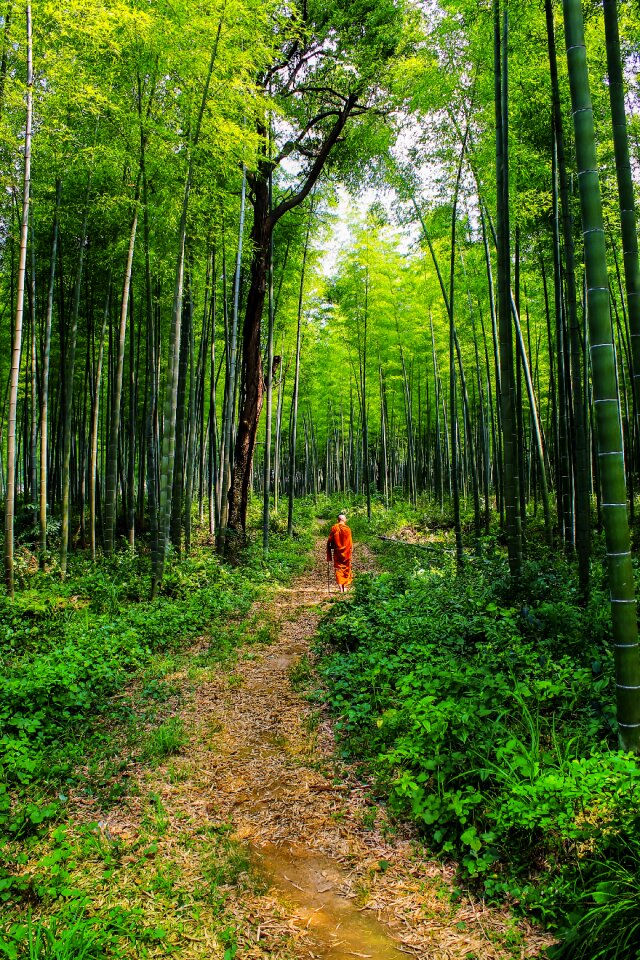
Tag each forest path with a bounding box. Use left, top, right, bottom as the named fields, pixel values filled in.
left=160, top=527, right=539, bottom=959
left=94, top=527, right=546, bottom=958
left=194, top=533, right=419, bottom=959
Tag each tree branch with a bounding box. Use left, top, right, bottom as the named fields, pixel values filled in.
left=298, top=84, right=351, bottom=102
left=269, top=92, right=359, bottom=229
left=272, top=109, right=344, bottom=164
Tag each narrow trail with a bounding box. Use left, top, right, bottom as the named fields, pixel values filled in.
left=94, top=528, right=548, bottom=958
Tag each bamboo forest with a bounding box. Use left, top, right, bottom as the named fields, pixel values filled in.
left=4, top=0, right=640, bottom=956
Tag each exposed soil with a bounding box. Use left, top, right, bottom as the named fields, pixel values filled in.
left=77, top=530, right=552, bottom=959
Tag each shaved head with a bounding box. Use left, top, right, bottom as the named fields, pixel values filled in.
left=338, top=513, right=347, bottom=522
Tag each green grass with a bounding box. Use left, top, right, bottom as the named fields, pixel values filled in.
left=0, top=500, right=317, bottom=955
left=143, top=718, right=188, bottom=761
left=0, top=905, right=154, bottom=960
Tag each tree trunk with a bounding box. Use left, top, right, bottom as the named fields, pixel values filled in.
left=39, top=178, right=61, bottom=566
left=604, top=0, right=640, bottom=487
left=59, top=202, right=89, bottom=578
left=4, top=3, right=32, bottom=597
left=208, top=250, right=219, bottom=538
left=562, top=0, right=640, bottom=751
left=104, top=190, right=139, bottom=554
left=495, top=0, right=522, bottom=579
left=228, top=95, right=357, bottom=542
left=263, top=165, right=276, bottom=553
left=287, top=201, right=313, bottom=536
left=226, top=173, right=269, bottom=546
left=218, top=181, right=246, bottom=547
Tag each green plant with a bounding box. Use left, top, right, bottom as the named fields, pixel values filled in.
left=143, top=718, right=187, bottom=761
left=0, top=904, right=154, bottom=960
left=317, top=533, right=637, bottom=931
left=548, top=839, right=640, bottom=959
left=0, top=532, right=286, bottom=843
left=288, top=654, right=314, bottom=691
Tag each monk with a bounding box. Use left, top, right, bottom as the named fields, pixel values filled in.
left=327, top=513, right=353, bottom=593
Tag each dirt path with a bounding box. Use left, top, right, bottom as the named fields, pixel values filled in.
left=167, top=535, right=546, bottom=959
left=89, top=532, right=549, bottom=959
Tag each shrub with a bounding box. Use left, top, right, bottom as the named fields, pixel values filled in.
left=317, top=552, right=635, bottom=938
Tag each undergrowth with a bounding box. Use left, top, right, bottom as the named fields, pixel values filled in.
left=316, top=495, right=640, bottom=960
left=0, top=500, right=315, bottom=956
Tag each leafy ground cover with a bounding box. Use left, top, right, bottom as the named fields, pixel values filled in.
left=0, top=503, right=315, bottom=958
left=316, top=496, right=640, bottom=960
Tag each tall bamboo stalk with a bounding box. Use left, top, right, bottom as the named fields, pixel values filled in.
left=287, top=200, right=314, bottom=536
left=603, top=0, right=640, bottom=462
left=562, top=0, right=640, bottom=751
left=495, top=0, right=522, bottom=579
left=156, top=20, right=222, bottom=587
left=39, top=178, right=61, bottom=566
left=59, top=202, right=89, bottom=578
left=263, top=163, right=275, bottom=553
left=89, top=278, right=111, bottom=561
left=546, top=0, right=590, bottom=588
left=4, top=3, right=32, bottom=597
left=104, top=187, right=139, bottom=554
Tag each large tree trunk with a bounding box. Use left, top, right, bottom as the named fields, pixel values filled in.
left=262, top=167, right=275, bottom=555
left=217, top=189, right=245, bottom=546
left=227, top=95, right=357, bottom=543
left=226, top=173, right=269, bottom=543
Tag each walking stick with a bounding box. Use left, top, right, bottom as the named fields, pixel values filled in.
left=327, top=553, right=332, bottom=594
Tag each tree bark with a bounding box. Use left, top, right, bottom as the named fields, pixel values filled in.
left=562, top=0, right=640, bottom=751
left=39, top=179, right=61, bottom=565
left=104, top=188, right=139, bottom=554
left=227, top=94, right=358, bottom=543
left=495, top=0, right=522, bottom=579
left=287, top=201, right=314, bottom=536
left=604, top=0, right=640, bottom=484
left=4, top=2, right=32, bottom=597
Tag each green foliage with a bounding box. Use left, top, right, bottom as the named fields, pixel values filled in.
left=0, top=553, right=251, bottom=817
left=143, top=718, right=187, bottom=761
left=547, top=838, right=640, bottom=960
left=0, top=523, right=310, bottom=849
left=288, top=653, right=315, bottom=691
left=0, top=903, right=164, bottom=959
left=316, top=532, right=639, bottom=948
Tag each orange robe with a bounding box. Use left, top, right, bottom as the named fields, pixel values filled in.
left=327, top=522, right=353, bottom=586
